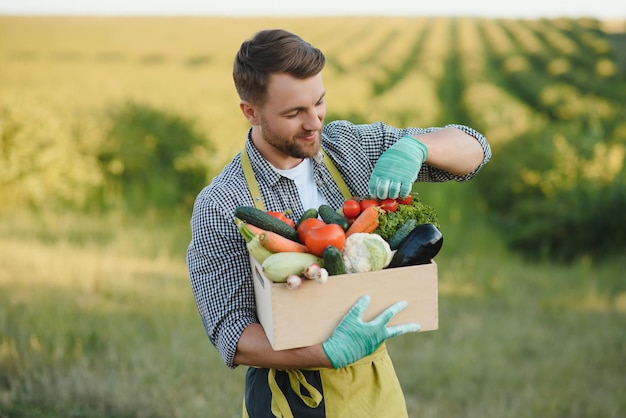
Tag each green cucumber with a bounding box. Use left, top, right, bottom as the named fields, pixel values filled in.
left=296, top=208, right=318, bottom=227
left=318, top=204, right=349, bottom=231
left=235, top=206, right=299, bottom=242
left=387, top=219, right=418, bottom=250
left=322, top=245, right=346, bottom=276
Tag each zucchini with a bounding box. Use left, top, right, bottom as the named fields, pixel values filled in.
left=318, top=204, right=349, bottom=231
left=322, top=245, right=346, bottom=276
left=387, top=223, right=443, bottom=268
left=235, top=206, right=299, bottom=242
left=296, top=208, right=318, bottom=227
left=261, top=252, right=323, bottom=283
left=387, top=219, right=418, bottom=250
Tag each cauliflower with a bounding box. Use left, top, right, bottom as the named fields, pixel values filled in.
left=342, top=233, right=393, bottom=273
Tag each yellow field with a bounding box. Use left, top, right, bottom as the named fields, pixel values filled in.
left=2, top=16, right=624, bottom=211
left=0, top=17, right=428, bottom=209
left=0, top=16, right=438, bottom=154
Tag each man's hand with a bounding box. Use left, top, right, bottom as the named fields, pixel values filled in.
left=322, top=295, right=421, bottom=369
left=368, top=136, right=428, bottom=199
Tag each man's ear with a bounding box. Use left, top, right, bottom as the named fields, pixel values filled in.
left=240, top=101, right=259, bottom=125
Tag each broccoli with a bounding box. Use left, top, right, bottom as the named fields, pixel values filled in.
left=373, top=196, right=439, bottom=241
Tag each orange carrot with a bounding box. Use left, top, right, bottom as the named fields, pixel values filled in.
left=345, top=205, right=382, bottom=238
left=259, top=230, right=310, bottom=253
left=246, top=224, right=266, bottom=235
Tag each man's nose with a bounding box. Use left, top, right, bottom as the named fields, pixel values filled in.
left=304, top=109, right=324, bottom=131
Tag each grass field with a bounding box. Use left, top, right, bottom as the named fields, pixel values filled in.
left=1, top=182, right=624, bottom=417
left=1, top=15, right=625, bottom=418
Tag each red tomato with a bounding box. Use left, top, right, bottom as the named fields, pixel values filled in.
left=359, top=199, right=379, bottom=212
left=304, top=223, right=346, bottom=256
left=396, top=195, right=413, bottom=205
left=380, top=198, right=398, bottom=213
left=342, top=199, right=361, bottom=219
left=297, top=218, right=326, bottom=243
left=267, top=211, right=295, bottom=228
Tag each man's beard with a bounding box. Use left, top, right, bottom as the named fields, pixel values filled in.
left=260, top=119, right=321, bottom=159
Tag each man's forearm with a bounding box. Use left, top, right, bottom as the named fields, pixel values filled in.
left=233, top=323, right=333, bottom=369
left=413, top=127, right=485, bottom=176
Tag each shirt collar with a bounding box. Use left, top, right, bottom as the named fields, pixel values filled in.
left=244, top=133, right=282, bottom=187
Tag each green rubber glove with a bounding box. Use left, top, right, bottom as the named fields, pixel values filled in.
left=368, top=136, right=428, bottom=199
left=322, top=295, right=421, bottom=369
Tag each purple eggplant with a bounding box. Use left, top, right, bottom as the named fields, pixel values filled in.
left=387, top=223, right=443, bottom=268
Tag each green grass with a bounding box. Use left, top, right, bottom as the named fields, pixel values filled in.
left=390, top=251, right=625, bottom=417
left=0, top=210, right=247, bottom=418
left=390, top=182, right=626, bottom=417
left=1, top=184, right=624, bottom=418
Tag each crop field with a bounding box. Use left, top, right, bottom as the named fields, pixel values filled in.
left=1, top=16, right=625, bottom=417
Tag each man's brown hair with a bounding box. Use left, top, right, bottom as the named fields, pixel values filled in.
left=233, top=29, right=326, bottom=105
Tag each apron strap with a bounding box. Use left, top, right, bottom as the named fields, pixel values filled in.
left=320, top=148, right=352, bottom=201
left=240, top=147, right=352, bottom=212
left=268, top=368, right=324, bottom=417
left=241, top=148, right=265, bottom=211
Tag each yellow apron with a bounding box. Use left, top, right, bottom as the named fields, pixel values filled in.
left=241, top=149, right=407, bottom=416
left=242, top=344, right=409, bottom=418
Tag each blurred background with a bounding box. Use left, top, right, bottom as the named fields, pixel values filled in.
left=1, top=1, right=625, bottom=417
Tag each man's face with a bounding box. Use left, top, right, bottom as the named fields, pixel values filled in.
left=255, top=72, right=326, bottom=160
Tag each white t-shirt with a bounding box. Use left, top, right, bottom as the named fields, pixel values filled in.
left=275, top=158, right=328, bottom=211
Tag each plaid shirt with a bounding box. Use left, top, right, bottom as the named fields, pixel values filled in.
left=187, top=120, right=491, bottom=368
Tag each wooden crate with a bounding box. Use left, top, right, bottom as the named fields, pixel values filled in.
left=251, top=257, right=439, bottom=350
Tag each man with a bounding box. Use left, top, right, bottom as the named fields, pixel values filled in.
left=187, top=29, right=491, bottom=417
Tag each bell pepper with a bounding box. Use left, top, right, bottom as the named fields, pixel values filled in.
left=266, top=209, right=295, bottom=228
